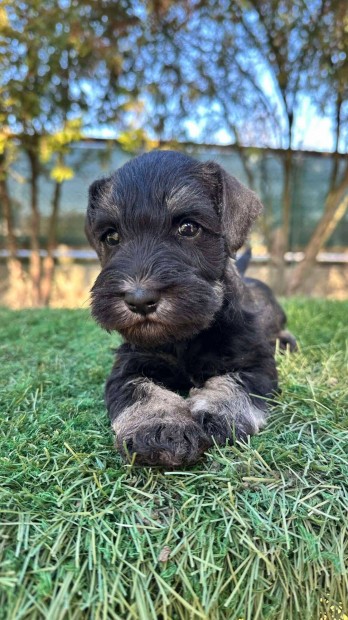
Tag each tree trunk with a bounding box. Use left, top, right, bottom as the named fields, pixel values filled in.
left=0, top=156, right=27, bottom=305
left=41, top=181, right=62, bottom=306
left=288, top=163, right=348, bottom=293
left=270, top=148, right=293, bottom=294
left=27, top=147, right=42, bottom=306
left=329, top=94, right=342, bottom=190
left=236, top=145, right=255, bottom=190
left=288, top=94, right=346, bottom=295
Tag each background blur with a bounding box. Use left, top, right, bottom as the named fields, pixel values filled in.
left=0, top=0, right=347, bottom=308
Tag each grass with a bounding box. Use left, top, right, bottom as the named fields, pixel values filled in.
left=0, top=299, right=347, bottom=620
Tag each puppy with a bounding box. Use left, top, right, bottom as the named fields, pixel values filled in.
left=85, top=150, right=295, bottom=466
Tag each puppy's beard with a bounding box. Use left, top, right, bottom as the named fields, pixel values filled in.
left=91, top=282, right=224, bottom=347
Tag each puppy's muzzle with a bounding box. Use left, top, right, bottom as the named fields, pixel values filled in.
left=124, top=287, right=160, bottom=316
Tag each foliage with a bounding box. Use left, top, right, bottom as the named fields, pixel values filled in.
left=0, top=128, right=17, bottom=180
left=133, top=0, right=347, bottom=150
left=124, top=0, right=348, bottom=291
left=0, top=299, right=347, bottom=619
left=0, top=0, right=144, bottom=306
left=0, top=0, right=141, bottom=136
left=1, top=0, right=347, bottom=154
left=118, top=128, right=160, bottom=154
left=40, top=119, right=83, bottom=183
left=309, top=0, right=348, bottom=147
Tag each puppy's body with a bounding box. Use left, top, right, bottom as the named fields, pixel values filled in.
left=86, top=151, right=295, bottom=466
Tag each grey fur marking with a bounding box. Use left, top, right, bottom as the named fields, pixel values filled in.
left=112, top=379, right=210, bottom=466
left=188, top=375, right=267, bottom=438
left=112, top=380, right=189, bottom=436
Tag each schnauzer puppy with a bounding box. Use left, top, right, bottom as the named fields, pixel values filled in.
left=85, top=150, right=295, bottom=466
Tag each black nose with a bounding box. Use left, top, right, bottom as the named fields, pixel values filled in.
left=124, top=288, right=160, bottom=315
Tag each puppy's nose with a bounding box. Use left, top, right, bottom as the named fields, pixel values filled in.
left=124, top=288, right=160, bottom=315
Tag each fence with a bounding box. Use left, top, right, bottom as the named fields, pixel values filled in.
left=1, top=141, right=347, bottom=251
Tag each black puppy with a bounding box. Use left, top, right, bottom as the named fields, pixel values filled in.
left=85, top=150, right=295, bottom=466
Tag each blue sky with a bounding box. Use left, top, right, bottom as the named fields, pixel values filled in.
left=95, top=101, right=337, bottom=153
left=212, top=100, right=336, bottom=152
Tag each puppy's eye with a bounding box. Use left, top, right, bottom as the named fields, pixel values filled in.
left=103, top=230, right=120, bottom=246
left=178, top=221, right=201, bottom=237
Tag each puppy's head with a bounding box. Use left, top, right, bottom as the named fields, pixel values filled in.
left=85, top=150, right=262, bottom=347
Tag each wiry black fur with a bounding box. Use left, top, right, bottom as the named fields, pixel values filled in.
left=85, top=150, right=295, bottom=466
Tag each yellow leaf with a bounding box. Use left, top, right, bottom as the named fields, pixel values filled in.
left=50, top=165, right=74, bottom=183
left=39, top=119, right=82, bottom=163
left=0, top=6, right=9, bottom=29
left=118, top=128, right=159, bottom=154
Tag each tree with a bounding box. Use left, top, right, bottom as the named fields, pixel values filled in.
left=0, top=131, right=28, bottom=304
left=1, top=0, right=347, bottom=302
left=136, top=0, right=348, bottom=293
left=288, top=0, right=348, bottom=292
left=0, top=0, right=140, bottom=305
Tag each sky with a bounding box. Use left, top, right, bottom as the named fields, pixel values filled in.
left=95, top=104, right=337, bottom=153
left=212, top=104, right=336, bottom=152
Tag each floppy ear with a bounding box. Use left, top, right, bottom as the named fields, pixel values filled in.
left=202, top=161, right=263, bottom=254
left=85, top=177, right=110, bottom=252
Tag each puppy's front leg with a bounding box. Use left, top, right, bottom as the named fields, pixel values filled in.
left=106, top=362, right=210, bottom=466
left=187, top=375, right=269, bottom=446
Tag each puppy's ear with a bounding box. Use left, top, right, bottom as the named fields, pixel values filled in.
left=85, top=177, right=110, bottom=251
left=88, top=178, right=108, bottom=209
left=202, top=161, right=263, bottom=254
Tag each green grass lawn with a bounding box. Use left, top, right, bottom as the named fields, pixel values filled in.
left=0, top=300, right=347, bottom=620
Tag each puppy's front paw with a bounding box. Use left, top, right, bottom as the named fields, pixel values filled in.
left=188, top=405, right=235, bottom=444
left=114, top=414, right=210, bottom=466
left=189, top=405, right=253, bottom=444
left=187, top=376, right=267, bottom=445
